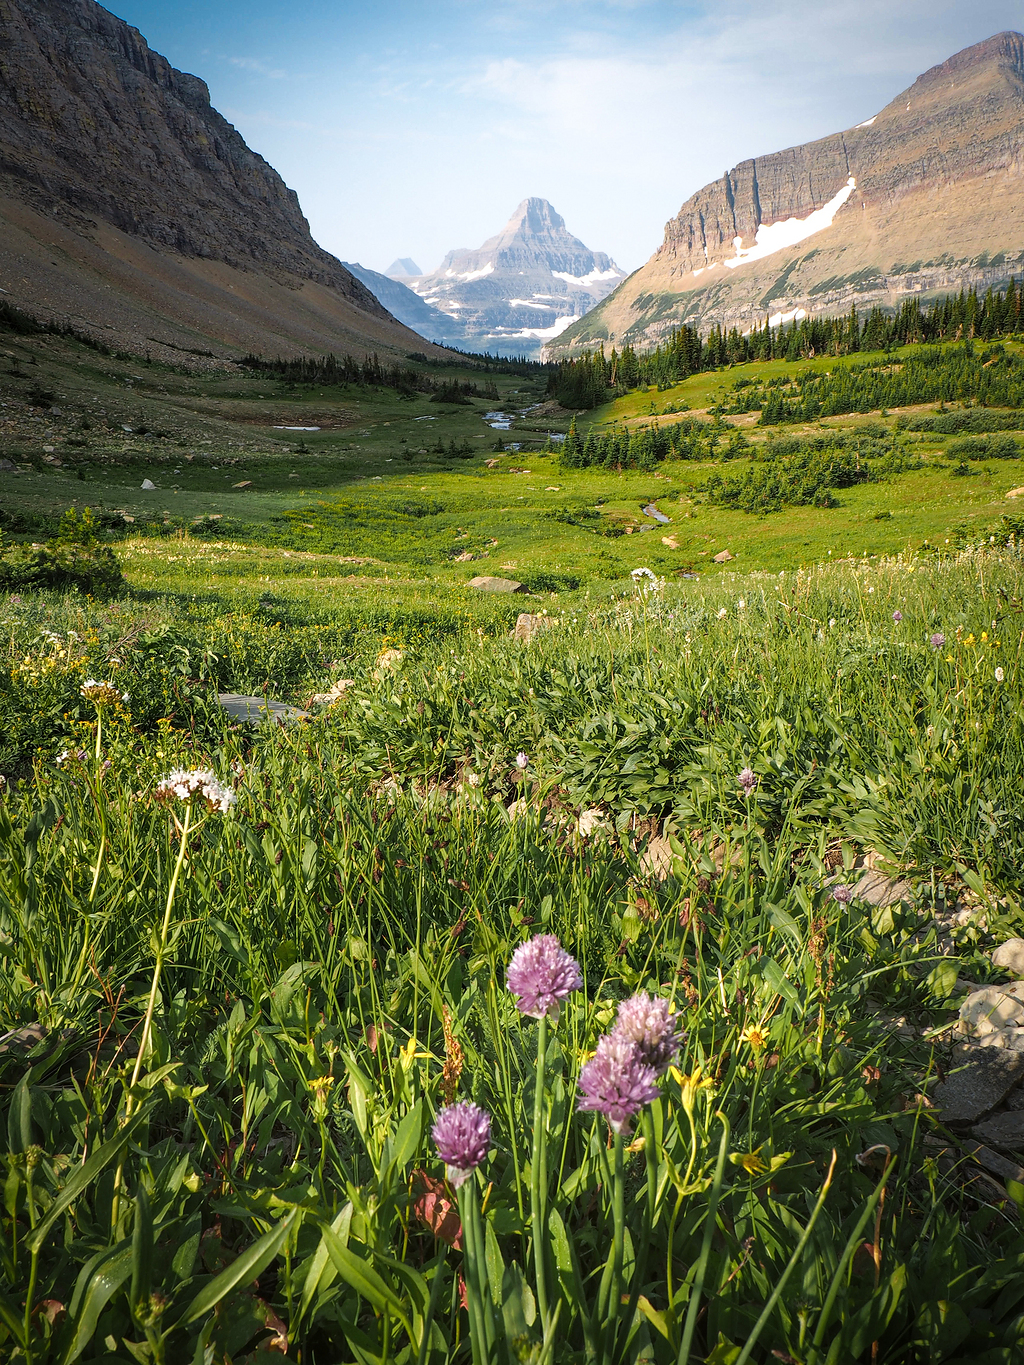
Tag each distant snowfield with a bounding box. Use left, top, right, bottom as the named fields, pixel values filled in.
left=445, top=262, right=494, bottom=282
left=707, top=177, right=857, bottom=273
left=551, top=266, right=623, bottom=287
left=509, top=298, right=555, bottom=309
left=855, top=116, right=877, bottom=128
left=488, top=314, right=576, bottom=341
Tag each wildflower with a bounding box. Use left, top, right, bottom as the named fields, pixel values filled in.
left=154, top=768, right=236, bottom=815
left=631, top=567, right=657, bottom=584
left=996, top=667, right=1005, bottom=683
left=613, top=992, right=684, bottom=1074
left=673, top=1063, right=714, bottom=1118
left=739, top=1024, right=769, bottom=1049
left=8, top=595, right=21, bottom=604
left=930, top=633, right=945, bottom=650
left=831, top=884, right=853, bottom=904
left=731, top=1147, right=768, bottom=1176
left=926, top=725, right=935, bottom=738
left=577, top=1034, right=660, bottom=1134
left=737, top=598, right=746, bottom=610
left=80, top=679, right=129, bottom=705
left=892, top=611, right=903, bottom=623
left=466, top=772, right=481, bottom=788
left=717, top=607, right=728, bottom=620
left=829, top=618, right=837, bottom=629
left=963, top=633, right=976, bottom=647
left=737, top=767, right=757, bottom=796
left=506, top=934, right=582, bottom=1021
left=431, top=1101, right=491, bottom=1188
left=515, top=751, right=528, bottom=769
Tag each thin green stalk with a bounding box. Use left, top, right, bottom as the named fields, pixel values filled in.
left=130, top=801, right=194, bottom=1090
left=415, top=1248, right=448, bottom=1365
left=676, top=1114, right=729, bottom=1365
left=457, top=1181, right=490, bottom=1365
left=605, top=1130, right=625, bottom=1365
left=811, top=1159, right=894, bottom=1350
left=733, top=1149, right=838, bottom=1365
left=531, top=1012, right=550, bottom=1331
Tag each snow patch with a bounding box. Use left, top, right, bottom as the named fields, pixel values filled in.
left=855, top=116, right=876, bottom=128
left=722, top=178, right=856, bottom=271
left=487, top=315, right=577, bottom=341
left=509, top=298, right=555, bottom=308
left=550, top=267, right=623, bottom=286
left=458, top=262, right=495, bottom=282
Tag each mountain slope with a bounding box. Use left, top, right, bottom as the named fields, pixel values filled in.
left=408, top=198, right=626, bottom=357
left=342, top=262, right=467, bottom=345
left=549, top=32, right=1024, bottom=356
left=0, top=0, right=436, bottom=360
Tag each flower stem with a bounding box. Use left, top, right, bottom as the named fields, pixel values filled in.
left=130, top=802, right=193, bottom=1091
left=606, top=1129, right=625, bottom=1365
left=531, top=1012, right=550, bottom=1331
left=457, top=1180, right=490, bottom=1365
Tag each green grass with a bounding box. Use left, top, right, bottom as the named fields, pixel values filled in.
left=1, top=549, right=1024, bottom=1362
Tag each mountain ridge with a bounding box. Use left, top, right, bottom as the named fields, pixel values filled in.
left=0, top=0, right=436, bottom=360
left=548, top=32, right=1024, bottom=356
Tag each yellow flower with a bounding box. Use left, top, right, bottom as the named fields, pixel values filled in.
left=963, top=634, right=976, bottom=647
left=740, top=1025, right=769, bottom=1050
left=673, top=1064, right=715, bottom=1117
left=981, top=632, right=989, bottom=642
left=730, top=1146, right=768, bottom=1176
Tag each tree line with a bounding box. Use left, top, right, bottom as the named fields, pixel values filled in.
left=547, top=280, right=1024, bottom=409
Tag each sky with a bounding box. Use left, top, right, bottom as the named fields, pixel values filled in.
left=105, top=0, right=1023, bottom=276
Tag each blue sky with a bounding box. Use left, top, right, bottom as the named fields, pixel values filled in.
left=105, top=1, right=1022, bottom=275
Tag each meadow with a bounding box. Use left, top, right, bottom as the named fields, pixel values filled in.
left=4, top=325, right=1024, bottom=1363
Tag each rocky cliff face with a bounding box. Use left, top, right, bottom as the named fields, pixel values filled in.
left=0, top=0, right=430, bottom=358
left=343, top=261, right=467, bottom=344
left=407, top=199, right=625, bottom=357
left=549, top=32, right=1024, bottom=355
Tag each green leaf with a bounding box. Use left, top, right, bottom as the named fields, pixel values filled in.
left=63, top=1242, right=134, bottom=1363
left=180, top=1207, right=300, bottom=1325
left=758, top=956, right=800, bottom=1008
left=28, top=1106, right=152, bottom=1254
left=321, top=1225, right=410, bottom=1331
left=7, top=1072, right=32, bottom=1153
left=130, top=1184, right=153, bottom=1312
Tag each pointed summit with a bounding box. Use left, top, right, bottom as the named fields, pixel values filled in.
left=394, top=199, right=624, bottom=355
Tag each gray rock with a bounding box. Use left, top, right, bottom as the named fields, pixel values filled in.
left=513, top=612, right=552, bottom=643
left=993, top=938, right=1024, bottom=976
left=712, top=549, right=734, bottom=563
left=972, top=1111, right=1024, bottom=1148
left=852, top=869, right=912, bottom=907
left=959, top=986, right=1024, bottom=1036
left=468, top=575, right=524, bottom=593
left=932, top=1044, right=1024, bottom=1122
left=218, top=693, right=309, bottom=725
left=960, top=1139, right=1024, bottom=1183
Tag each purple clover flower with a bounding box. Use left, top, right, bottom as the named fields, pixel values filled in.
left=892, top=611, right=903, bottom=623
left=577, top=1035, right=660, bottom=1134
left=431, top=1101, right=491, bottom=1189
left=612, top=992, right=684, bottom=1075
left=506, top=934, right=582, bottom=1021
left=737, top=767, right=758, bottom=796
left=930, top=633, right=945, bottom=650
left=831, top=884, right=853, bottom=904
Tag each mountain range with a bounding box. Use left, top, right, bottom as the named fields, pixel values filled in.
left=548, top=32, right=1024, bottom=356
left=0, top=0, right=430, bottom=361
left=392, top=199, right=626, bottom=357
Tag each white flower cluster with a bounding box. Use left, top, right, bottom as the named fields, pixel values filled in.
left=80, top=679, right=130, bottom=704
left=631, top=567, right=665, bottom=595
left=154, top=768, right=236, bottom=815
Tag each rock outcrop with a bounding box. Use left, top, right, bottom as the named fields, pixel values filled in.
left=0, top=0, right=435, bottom=359
left=404, top=199, right=625, bottom=357
left=548, top=32, right=1024, bottom=354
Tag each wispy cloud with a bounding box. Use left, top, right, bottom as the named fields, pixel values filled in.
left=227, top=56, right=288, bottom=80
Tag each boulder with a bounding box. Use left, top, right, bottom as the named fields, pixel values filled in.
left=513, top=612, right=552, bottom=643
left=374, top=649, right=404, bottom=676
left=310, top=678, right=355, bottom=706
left=931, top=1044, right=1024, bottom=1122
left=972, top=1111, right=1024, bottom=1147
left=851, top=869, right=912, bottom=907
left=712, top=549, right=733, bottom=563
left=218, top=693, right=309, bottom=724
left=141, top=478, right=156, bottom=489
left=468, top=575, right=524, bottom=593
left=992, top=938, right=1024, bottom=976
left=642, top=834, right=673, bottom=881
left=661, top=535, right=679, bottom=549
left=959, top=986, right=1024, bottom=1036
left=1005, top=487, right=1024, bottom=499
left=578, top=809, right=613, bottom=839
